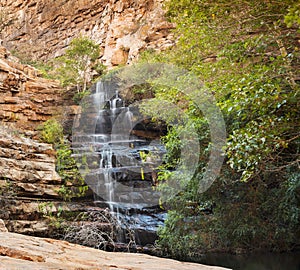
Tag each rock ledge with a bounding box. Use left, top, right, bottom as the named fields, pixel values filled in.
left=0, top=232, right=230, bottom=270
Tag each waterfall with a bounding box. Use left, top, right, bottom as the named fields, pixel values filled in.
left=73, top=80, right=166, bottom=247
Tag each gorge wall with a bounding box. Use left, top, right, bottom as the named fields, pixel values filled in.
left=0, top=0, right=174, bottom=67
left=0, top=45, right=90, bottom=236
left=0, top=0, right=174, bottom=240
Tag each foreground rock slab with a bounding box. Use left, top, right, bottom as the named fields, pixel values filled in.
left=0, top=232, right=230, bottom=270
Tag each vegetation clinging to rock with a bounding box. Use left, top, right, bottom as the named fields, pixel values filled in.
left=39, top=119, right=88, bottom=201
left=52, top=36, right=106, bottom=103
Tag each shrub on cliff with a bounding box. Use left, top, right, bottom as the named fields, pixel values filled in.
left=39, top=118, right=64, bottom=145
left=53, top=36, right=106, bottom=102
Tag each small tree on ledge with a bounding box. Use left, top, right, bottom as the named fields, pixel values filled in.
left=54, top=36, right=105, bottom=97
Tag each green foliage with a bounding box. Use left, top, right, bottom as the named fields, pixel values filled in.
left=53, top=36, right=105, bottom=94
left=0, top=178, right=17, bottom=197
left=135, top=0, right=300, bottom=258
left=157, top=166, right=300, bottom=258
left=56, top=141, right=88, bottom=201
left=38, top=202, right=64, bottom=229
left=285, top=3, right=300, bottom=29
left=39, top=118, right=87, bottom=201
left=38, top=119, right=63, bottom=144
left=26, top=60, right=55, bottom=79
left=72, top=90, right=91, bottom=104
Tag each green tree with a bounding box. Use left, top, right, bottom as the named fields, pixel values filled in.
left=54, top=36, right=105, bottom=94
left=136, top=0, right=299, bottom=258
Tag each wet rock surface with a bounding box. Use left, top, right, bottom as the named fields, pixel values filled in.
left=72, top=79, right=168, bottom=247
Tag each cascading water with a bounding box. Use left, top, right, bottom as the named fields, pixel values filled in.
left=72, top=79, right=166, bottom=247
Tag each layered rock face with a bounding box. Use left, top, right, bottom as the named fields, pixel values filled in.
left=0, top=126, right=60, bottom=197
left=0, top=125, right=95, bottom=235
left=1, top=0, right=174, bottom=67
left=0, top=47, right=88, bottom=235
left=0, top=125, right=59, bottom=234
left=0, top=45, right=77, bottom=133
